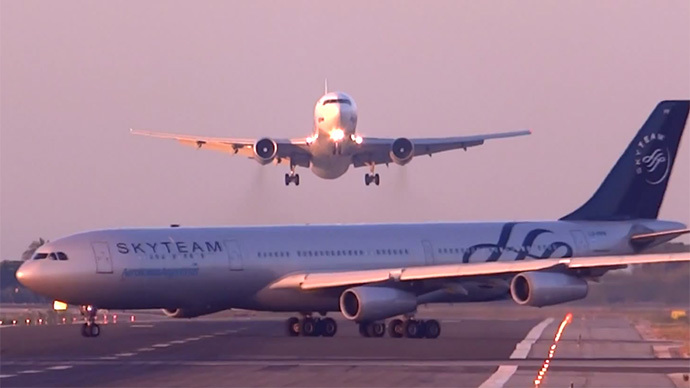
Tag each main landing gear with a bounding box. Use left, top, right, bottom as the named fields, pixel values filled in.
left=80, top=305, right=100, bottom=338
left=285, top=315, right=337, bottom=337
left=283, top=315, right=441, bottom=339
left=285, top=164, right=300, bottom=186
left=364, top=164, right=380, bottom=186
left=360, top=318, right=440, bottom=339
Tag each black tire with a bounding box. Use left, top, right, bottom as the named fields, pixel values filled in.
left=321, top=318, right=337, bottom=337
left=284, top=174, right=290, bottom=186
left=364, top=174, right=371, bottom=186
left=358, top=323, right=370, bottom=337
left=388, top=319, right=404, bottom=338
left=81, top=323, right=90, bottom=337
left=294, top=174, right=300, bottom=186
left=370, top=322, right=385, bottom=337
left=374, top=174, right=380, bottom=186
left=89, top=323, right=100, bottom=337
left=424, top=319, right=441, bottom=339
left=302, top=318, right=319, bottom=337
left=286, top=317, right=300, bottom=336
left=404, top=320, right=420, bottom=338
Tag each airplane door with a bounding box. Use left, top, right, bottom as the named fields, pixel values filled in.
left=570, top=230, right=590, bottom=255
left=92, top=242, right=113, bottom=274
left=224, top=240, right=244, bottom=271
left=421, top=240, right=435, bottom=265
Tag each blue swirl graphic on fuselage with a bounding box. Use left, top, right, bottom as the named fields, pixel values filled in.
left=462, top=222, right=573, bottom=263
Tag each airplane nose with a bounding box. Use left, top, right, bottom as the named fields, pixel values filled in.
left=16, top=261, right=37, bottom=288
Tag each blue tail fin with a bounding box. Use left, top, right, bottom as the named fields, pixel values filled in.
left=561, top=100, right=689, bottom=221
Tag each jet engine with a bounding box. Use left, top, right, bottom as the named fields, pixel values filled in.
left=162, top=306, right=227, bottom=318
left=253, top=138, right=278, bottom=165
left=339, top=286, right=417, bottom=322
left=510, top=272, right=588, bottom=307
left=389, top=137, right=414, bottom=165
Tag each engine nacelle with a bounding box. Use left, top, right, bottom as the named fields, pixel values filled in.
left=253, top=138, right=278, bottom=165
left=510, top=272, right=588, bottom=307
left=339, top=286, right=417, bottom=322
left=389, top=137, right=414, bottom=165
left=162, top=306, right=227, bottom=319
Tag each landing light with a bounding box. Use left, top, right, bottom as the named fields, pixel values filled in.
left=351, top=134, right=363, bottom=144
left=330, top=129, right=345, bottom=142
left=53, top=300, right=68, bottom=311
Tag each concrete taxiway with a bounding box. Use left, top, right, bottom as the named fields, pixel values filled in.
left=0, top=308, right=687, bottom=387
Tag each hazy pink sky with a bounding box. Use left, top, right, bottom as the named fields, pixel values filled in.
left=2, top=1, right=689, bottom=259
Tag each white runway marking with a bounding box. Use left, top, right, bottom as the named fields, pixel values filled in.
left=46, top=365, right=73, bottom=371
left=17, top=370, right=42, bottom=374
left=170, top=340, right=187, bottom=344
left=99, top=356, right=118, bottom=360
left=478, top=317, right=554, bottom=388
left=0, top=374, right=16, bottom=378
left=137, top=347, right=155, bottom=352
left=152, top=343, right=171, bottom=348
left=115, top=352, right=136, bottom=357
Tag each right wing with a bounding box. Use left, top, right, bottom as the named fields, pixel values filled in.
left=130, top=129, right=312, bottom=167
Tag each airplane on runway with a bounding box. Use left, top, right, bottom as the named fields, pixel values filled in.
left=17, top=100, right=690, bottom=339
left=130, top=87, right=530, bottom=186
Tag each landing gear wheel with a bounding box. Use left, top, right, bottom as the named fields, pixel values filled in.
left=81, top=323, right=90, bottom=337
left=89, top=323, right=101, bottom=337
left=285, top=173, right=290, bottom=186
left=388, top=319, right=404, bottom=338
left=374, top=173, right=380, bottom=186
left=366, top=322, right=385, bottom=337
left=424, top=319, right=441, bottom=339
left=294, top=174, right=300, bottom=186
left=286, top=317, right=300, bottom=336
left=301, top=317, right=320, bottom=337
left=404, top=319, right=422, bottom=338
left=358, top=322, right=370, bottom=337
left=320, top=317, right=337, bottom=337
left=365, top=174, right=372, bottom=186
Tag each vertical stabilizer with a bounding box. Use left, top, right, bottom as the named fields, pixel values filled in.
left=561, top=100, right=689, bottom=221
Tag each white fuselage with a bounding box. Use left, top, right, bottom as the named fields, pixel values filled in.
left=17, top=219, right=684, bottom=313
left=308, top=92, right=360, bottom=179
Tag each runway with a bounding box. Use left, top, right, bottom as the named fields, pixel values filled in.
left=1, top=312, right=688, bottom=387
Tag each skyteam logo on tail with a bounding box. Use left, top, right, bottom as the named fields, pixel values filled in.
left=635, top=132, right=670, bottom=185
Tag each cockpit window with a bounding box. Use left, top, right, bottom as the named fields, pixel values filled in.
left=33, top=253, right=48, bottom=260
left=49, top=253, right=58, bottom=260
left=57, top=252, right=68, bottom=261
left=322, top=98, right=351, bottom=106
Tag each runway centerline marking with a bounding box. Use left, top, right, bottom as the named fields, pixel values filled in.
left=115, top=352, right=136, bottom=357
left=0, top=374, right=17, bottom=378
left=478, top=317, right=554, bottom=388
left=17, top=370, right=42, bottom=374
left=46, top=365, right=73, bottom=371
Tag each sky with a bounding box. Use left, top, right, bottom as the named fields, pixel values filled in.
left=1, top=1, right=689, bottom=260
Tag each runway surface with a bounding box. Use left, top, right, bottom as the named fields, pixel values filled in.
left=1, top=313, right=688, bottom=387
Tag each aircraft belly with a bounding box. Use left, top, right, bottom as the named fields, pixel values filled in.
left=310, top=155, right=350, bottom=179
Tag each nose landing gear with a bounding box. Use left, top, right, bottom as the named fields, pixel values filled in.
left=80, top=305, right=100, bottom=338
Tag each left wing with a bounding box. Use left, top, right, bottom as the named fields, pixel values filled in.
left=130, top=129, right=312, bottom=167
left=269, top=253, right=689, bottom=290
left=351, top=130, right=531, bottom=167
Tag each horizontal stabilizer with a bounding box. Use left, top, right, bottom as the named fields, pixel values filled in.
left=631, top=228, right=690, bottom=242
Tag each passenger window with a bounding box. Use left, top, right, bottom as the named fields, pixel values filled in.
left=33, top=253, right=48, bottom=260
left=57, top=252, right=68, bottom=261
